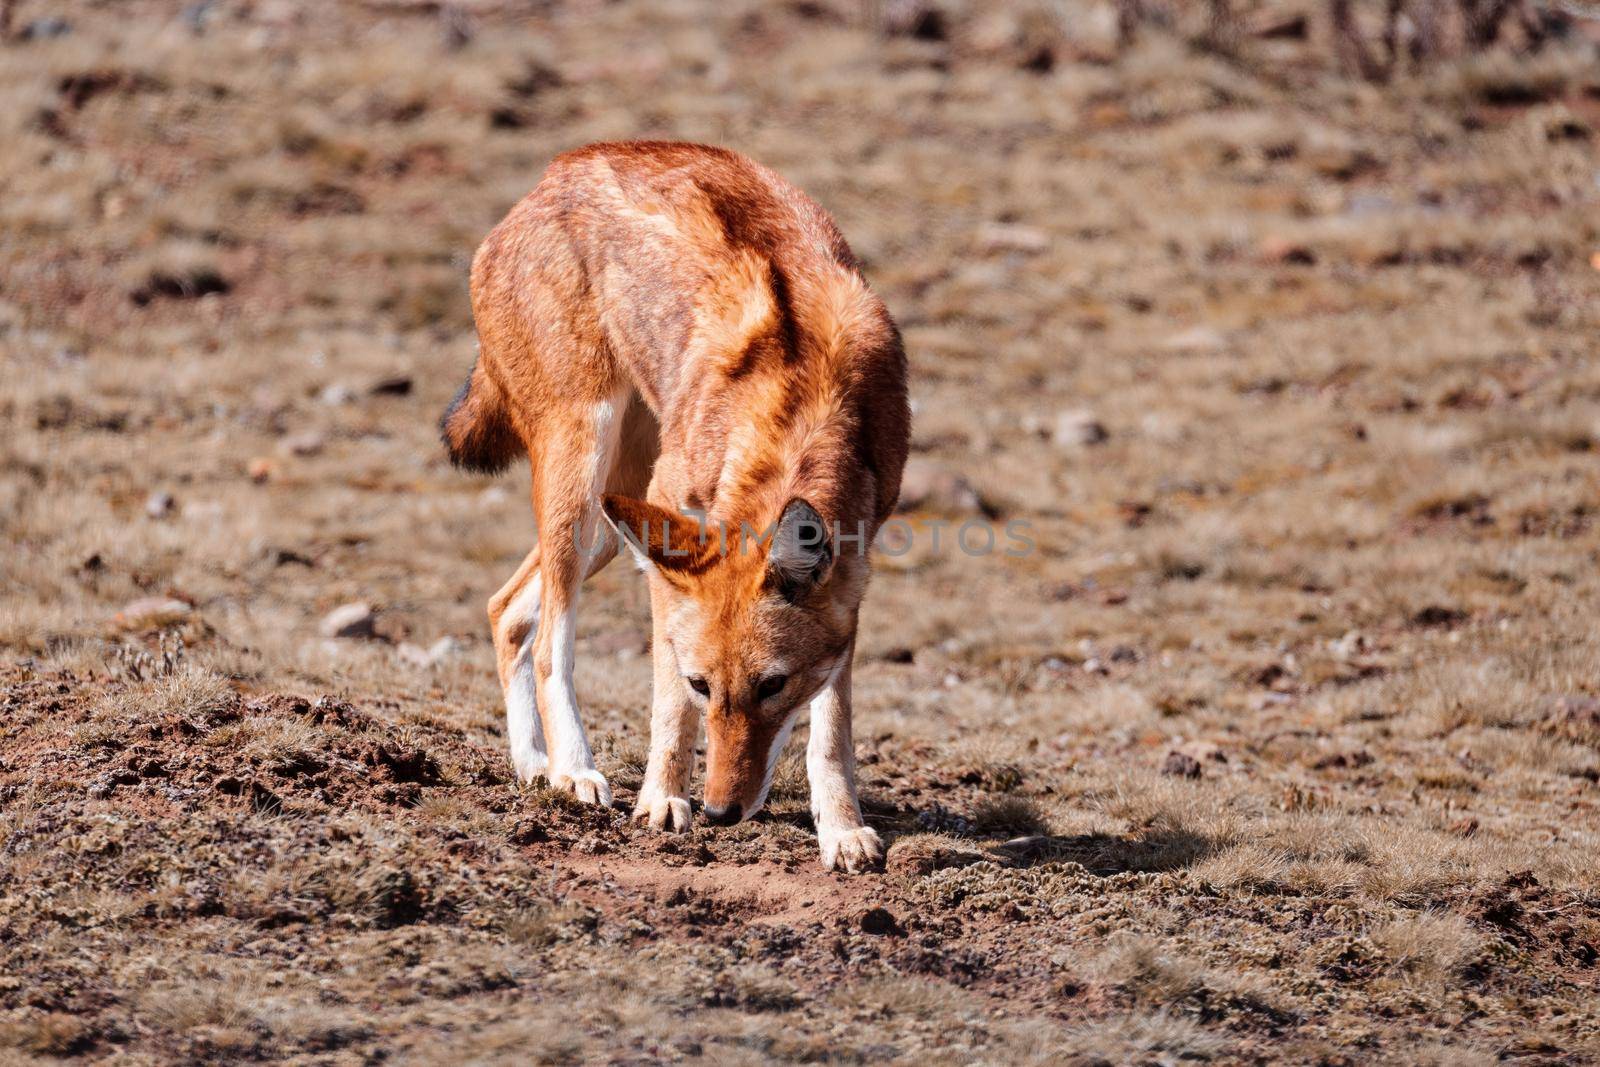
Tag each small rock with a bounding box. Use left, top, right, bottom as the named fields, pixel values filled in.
left=427, top=635, right=463, bottom=662
left=1310, top=749, right=1373, bottom=770
left=1544, top=112, right=1590, bottom=143
left=113, top=597, right=193, bottom=631
left=369, top=375, right=413, bottom=397
left=246, top=457, right=278, bottom=483
left=1162, top=750, right=1203, bottom=779
left=320, top=602, right=377, bottom=639
left=880, top=0, right=947, bottom=40
left=20, top=17, right=73, bottom=39
left=398, top=636, right=463, bottom=668
left=895, top=457, right=984, bottom=515
left=183, top=0, right=218, bottom=34
left=856, top=907, right=904, bottom=937
left=318, top=383, right=357, bottom=406
left=1330, top=630, right=1368, bottom=659
left=1051, top=409, right=1109, bottom=448
left=145, top=491, right=177, bottom=519
left=1306, top=142, right=1378, bottom=181
left=1117, top=500, right=1153, bottom=528
left=1173, top=740, right=1227, bottom=764
left=1411, top=605, right=1468, bottom=629
left=1344, top=193, right=1396, bottom=218
left=1259, top=236, right=1317, bottom=265
left=1163, top=325, right=1227, bottom=352
left=1140, top=411, right=1186, bottom=444
left=396, top=642, right=432, bottom=668
left=977, top=222, right=1048, bottom=255
left=280, top=432, right=325, bottom=457
left=1250, top=9, right=1307, bottom=38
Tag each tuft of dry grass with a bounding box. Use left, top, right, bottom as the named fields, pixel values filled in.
left=1370, top=910, right=1486, bottom=983
left=502, top=900, right=599, bottom=948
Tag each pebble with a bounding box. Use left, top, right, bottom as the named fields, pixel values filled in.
left=113, top=597, right=193, bottom=631
left=1162, top=750, right=1204, bottom=779
left=1051, top=408, right=1109, bottom=448
left=396, top=643, right=431, bottom=667
left=246, top=457, right=278, bottom=483
left=977, top=222, right=1048, bottom=255
left=427, top=635, right=463, bottom=660
left=1258, top=235, right=1317, bottom=264
left=1163, top=325, right=1227, bottom=352
left=280, top=432, right=325, bottom=457
left=145, top=491, right=177, bottom=519
left=320, top=602, right=377, bottom=639
left=20, top=17, right=72, bottom=39
left=895, top=457, right=984, bottom=514
left=368, top=375, right=413, bottom=396
left=397, top=636, right=464, bottom=667
left=1329, top=630, right=1368, bottom=659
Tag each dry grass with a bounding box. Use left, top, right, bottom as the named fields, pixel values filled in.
left=1370, top=910, right=1486, bottom=984
left=1, top=0, right=1598, bottom=1062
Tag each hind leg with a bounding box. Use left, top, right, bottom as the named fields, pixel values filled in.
left=490, top=548, right=546, bottom=785
left=524, top=388, right=631, bottom=805
left=491, top=540, right=621, bottom=790
left=493, top=391, right=650, bottom=797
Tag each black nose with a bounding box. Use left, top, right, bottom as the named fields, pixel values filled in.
left=702, top=801, right=742, bottom=826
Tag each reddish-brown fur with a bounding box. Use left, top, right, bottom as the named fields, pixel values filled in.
left=444, top=141, right=908, bottom=851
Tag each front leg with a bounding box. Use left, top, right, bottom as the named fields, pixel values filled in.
left=807, top=645, right=882, bottom=873
left=633, top=604, right=697, bottom=832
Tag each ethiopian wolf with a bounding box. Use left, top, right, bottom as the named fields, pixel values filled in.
left=440, top=142, right=909, bottom=872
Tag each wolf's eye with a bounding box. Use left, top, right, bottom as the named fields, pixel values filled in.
left=686, top=676, right=711, bottom=698
left=755, top=674, right=788, bottom=701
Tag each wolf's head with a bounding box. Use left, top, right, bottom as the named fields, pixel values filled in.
left=602, top=494, right=864, bottom=823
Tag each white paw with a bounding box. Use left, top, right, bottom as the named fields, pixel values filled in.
left=633, top=791, right=694, bottom=832
left=510, top=742, right=548, bottom=786
left=818, top=824, right=884, bottom=874
left=549, top=767, right=613, bottom=807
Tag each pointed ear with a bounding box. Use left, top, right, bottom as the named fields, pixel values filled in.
left=767, top=498, right=834, bottom=602
left=600, top=495, right=709, bottom=573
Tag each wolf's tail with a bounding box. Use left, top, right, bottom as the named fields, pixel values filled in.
left=439, top=358, right=520, bottom=475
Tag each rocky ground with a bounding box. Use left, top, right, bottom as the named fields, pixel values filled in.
left=2, top=1, right=1599, bottom=1063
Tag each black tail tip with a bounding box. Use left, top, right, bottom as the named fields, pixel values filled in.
left=439, top=371, right=519, bottom=475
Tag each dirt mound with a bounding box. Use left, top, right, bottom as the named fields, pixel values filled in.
left=0, top=667, right=495, bottom=816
